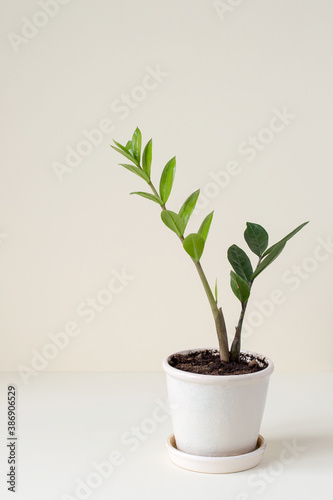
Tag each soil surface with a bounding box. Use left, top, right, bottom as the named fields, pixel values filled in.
left=168, top=349, right=268, bottom=375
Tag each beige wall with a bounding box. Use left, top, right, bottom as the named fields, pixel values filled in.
left=1, top=0, right=332, bottom=377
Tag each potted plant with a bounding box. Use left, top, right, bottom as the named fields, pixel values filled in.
left=111, top=128, right=308, bottom=473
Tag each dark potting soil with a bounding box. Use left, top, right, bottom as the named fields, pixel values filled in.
left=168, top=350, right=268, bottom=375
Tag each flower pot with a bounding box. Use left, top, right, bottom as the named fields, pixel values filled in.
left=162, top=349, right=274, bottom=469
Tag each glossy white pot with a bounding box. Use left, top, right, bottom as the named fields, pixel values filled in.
left=162, top=349, right=274, bottom=458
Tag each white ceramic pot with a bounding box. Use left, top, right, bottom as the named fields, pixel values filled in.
left=162, top=349, right=274, bottom=458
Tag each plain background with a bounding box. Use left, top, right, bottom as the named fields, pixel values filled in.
left=1, top=0, right=332, bottom=374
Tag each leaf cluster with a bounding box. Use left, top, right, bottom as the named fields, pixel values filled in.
left=111, top=128, right=216, bottom=263
left=228, top=221, right=309, bottom=304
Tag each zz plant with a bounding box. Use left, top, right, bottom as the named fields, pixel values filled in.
left=112, top=128, right=308, bottom=363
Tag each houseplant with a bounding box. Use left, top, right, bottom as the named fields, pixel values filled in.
left=112, top=128, right=308, bottom=473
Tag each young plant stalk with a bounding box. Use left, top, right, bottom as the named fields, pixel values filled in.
left=112, top=128, right=309, bottom=366
left=228, top=221, right=309, bottom=362
left=112, top=129, right=230, bottom=362
left=229, top=256, right=261, bottom=362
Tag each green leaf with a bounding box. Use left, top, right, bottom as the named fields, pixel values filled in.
left=227, top=245, right=253, bottom=283
left=131, top=128, right=142, bottom=163
left=142, top=139, right=152, bottom=179
left=215, top=278, right=218, bottom=302
left=230, top=271, right=250, bottom=303
left=251, top=222, right=309, bottom=280
left=183, top=233, right=205, bottom=262
left=130, top=192, right=163, bottom=205
left=263, top=221, right=309, bottom=257
left=178, top=189, right=200, bottom=229
left=159, top=157, right=176, bottom=203
left=251, top=241, right=286, bottom=280
left=111, top=145, right=139, bottom=166
left=126, top=141, right=134, bottom=155
left=119, top=164, right=149, bottom=182
left=244, top=222, right=269, bottom=257
left=161, top=210, right=185, bottom=237
left=113, top=140, right=129, bottom=153
left=197, top=211, right=214, bottom=242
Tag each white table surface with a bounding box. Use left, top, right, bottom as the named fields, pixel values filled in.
left=0, top=371, right=332, bottom=500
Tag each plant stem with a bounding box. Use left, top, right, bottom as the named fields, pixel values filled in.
left=148, top=181, right=165, bottom=208
left=193, top=261, right=229, bottom=362
left=230, top=256, right=262, bottom=362
left=147, top=179, right=229, bottom=362
left=230, top=302, right=247, bottom=362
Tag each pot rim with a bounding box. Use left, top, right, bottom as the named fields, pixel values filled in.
left=162, top=348, right=274, bottom=384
